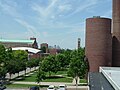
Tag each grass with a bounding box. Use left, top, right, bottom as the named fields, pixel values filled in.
left=43, top=76, right=73, bottom=82
left=79, top=79, right=87, bottom=83
left=46, top=70, right=67, bottom=76
left=6, top=84, right=48, bottom=88
left=13, top=72, right=37, bottom=82
left=12, top=70, right=73, bottom=83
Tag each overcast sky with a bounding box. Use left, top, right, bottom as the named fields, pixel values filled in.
left=0, top=0, right=112, bottom=49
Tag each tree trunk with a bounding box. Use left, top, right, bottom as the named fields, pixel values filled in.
left=18, top=72, right=19, bottom=77
left=75, top=76, right=78, bottom=90
left=25, top=69, right=26, bottom=76
left=49, top=71, right=51, bottom=77
left=9, top=73, right=12, bottom=80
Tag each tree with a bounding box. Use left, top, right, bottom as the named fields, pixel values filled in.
left=0, top=65, right=7, bottom=80
left=36, top=67, right=46, bottom=85
left=41, top=46, right=46, bottom=53
left=6, top=60, right=16, bottom=79
left=68, top=48, right=86, bottom=86
left=12, top=50, right=28, bottom=76
left=56, top=54, right=66, bottom=69
left=5, top=48, right=16, bottom=79
left=0, top=44, right=7, bottom=79
left=13, top=50, right=28, bottom=61
left=27, top=60, right=35, bottom=71
left=60, top=49, right=72, bottom=67
left=41, top=55, right=60, bottom=76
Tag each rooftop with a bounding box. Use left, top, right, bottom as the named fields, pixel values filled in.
left=89, top=72, right=114, bottom=90
left=12, top=47, right=41, bottom=54
left=100, top=67, right=120, bottom=90
left=0, top=39, right=34, bottom=44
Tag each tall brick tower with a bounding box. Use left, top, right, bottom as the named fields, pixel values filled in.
left=78, top=38, right=80, bottom=49
left=112, top=0, right=120, bottom=66
left=85, top=16, right=112, bottom=72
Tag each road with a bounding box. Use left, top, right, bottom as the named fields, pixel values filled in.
left=5, top=86, right=88, bottom=90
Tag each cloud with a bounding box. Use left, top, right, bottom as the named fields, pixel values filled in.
left=32, top=0, right=58, bottom=19
left=0, top=0, right=40, bottom=40
left=102, top=10, right=112, bottom=18
left=58, top=4, right=72, bottom=12
left=0, top=0, right=20, bottom=18
left=68, top=0, right=99, bottom=16
left=15, top=19, right=40, bottom=38
left=42, top=32, right=49, bottom=37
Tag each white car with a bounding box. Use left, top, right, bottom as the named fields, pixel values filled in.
left=47, top=85, right=55, bottom=90
left=58, top=85, right=67, bottom=90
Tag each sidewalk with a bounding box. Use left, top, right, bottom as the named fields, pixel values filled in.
left=12, top=81, right=88, bottom=89
left=6, top=67, right=38, bottom=79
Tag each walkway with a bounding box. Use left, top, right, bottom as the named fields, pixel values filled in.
left=6, top=67, right=38, bottom=79
left=6, top=68, right=88, bottom=89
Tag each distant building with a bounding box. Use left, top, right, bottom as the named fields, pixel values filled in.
left=49, top=48, right=58, bottom=55
left=40, top=44, right=60, bottom=55
left=0, top=38, right=39, bottom=59
left=78, top=38, right=81, bottom=49
left=12, top=47, right=41, bottom=59
left=41, top=43, right=48, bottom=49
left=0, top=38, right=38, bottom=49
left=30, top=37, right=38, bottom=49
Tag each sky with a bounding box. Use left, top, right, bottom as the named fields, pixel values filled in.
left=0, top=0, right=112, bottom=49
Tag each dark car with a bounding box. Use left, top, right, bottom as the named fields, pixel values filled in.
left=0, top=85, right=6, bottom=90
left=30, top=86, right=39, bottom=90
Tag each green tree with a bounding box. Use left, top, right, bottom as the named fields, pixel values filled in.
left=6, top=60, right=17, bottom=79
left=12, top=50, right=28, bottom=76
left=41, top=46, right=46, bottom=53
left=27, top=60, right=35, bottom=71
left=56, top=54, right=66, bottom=69
left=36, top=67, right=46, bottom=85
left=0, top=44, right=6, bottom=64
left=0, top=64, right=7, bottom=80
left=0, top=44, right=7, bottom=79
left=41, top=55, right=60, bottom=76
left=68, top=48, right=86, bottom=86
left=60, top=49, right=72, bottom=67
left=5, top=48, right=15, bottom=79
left=13, top=50, right=28, bottom=61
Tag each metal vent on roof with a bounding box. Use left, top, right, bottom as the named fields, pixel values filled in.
left=93, top=16, right=101, bottom=18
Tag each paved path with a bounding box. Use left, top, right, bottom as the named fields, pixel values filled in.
left=5, top=68, right=88, bottom=90
left=6, top=67, right=38, bottom=79
left=13, top=81, right=71, bottom=86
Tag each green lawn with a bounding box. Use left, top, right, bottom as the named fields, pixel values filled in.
left=43, top=76, right=73, bottom=82
left=46, top=70, right=67, bottom=76
left=13, top=70, right=73, bottom=83
left=79, top=79, right=87, bottom=83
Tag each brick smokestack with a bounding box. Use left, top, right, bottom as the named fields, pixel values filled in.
left=112, top=0, right=120, bottom=66
left=85, top=16, right=112, bottom=72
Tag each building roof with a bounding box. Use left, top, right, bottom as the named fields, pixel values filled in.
left=0, top=39, right=34, bottom=44
left=89, top=72, right=114, bottom=90
left=100, top=67, right=120, bottom=90
left=12, top=47, right=41, bottom=54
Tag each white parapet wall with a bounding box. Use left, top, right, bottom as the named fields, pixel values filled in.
left=99, top=67, right=120, bottom=90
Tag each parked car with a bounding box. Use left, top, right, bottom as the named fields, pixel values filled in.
left=47, top=85, right=55, bottom=90
left=30, top=86, right=39, bottom=90
left=0, top=86, right=6, bottom=90
left=58, top=85, right=67, bottom=90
